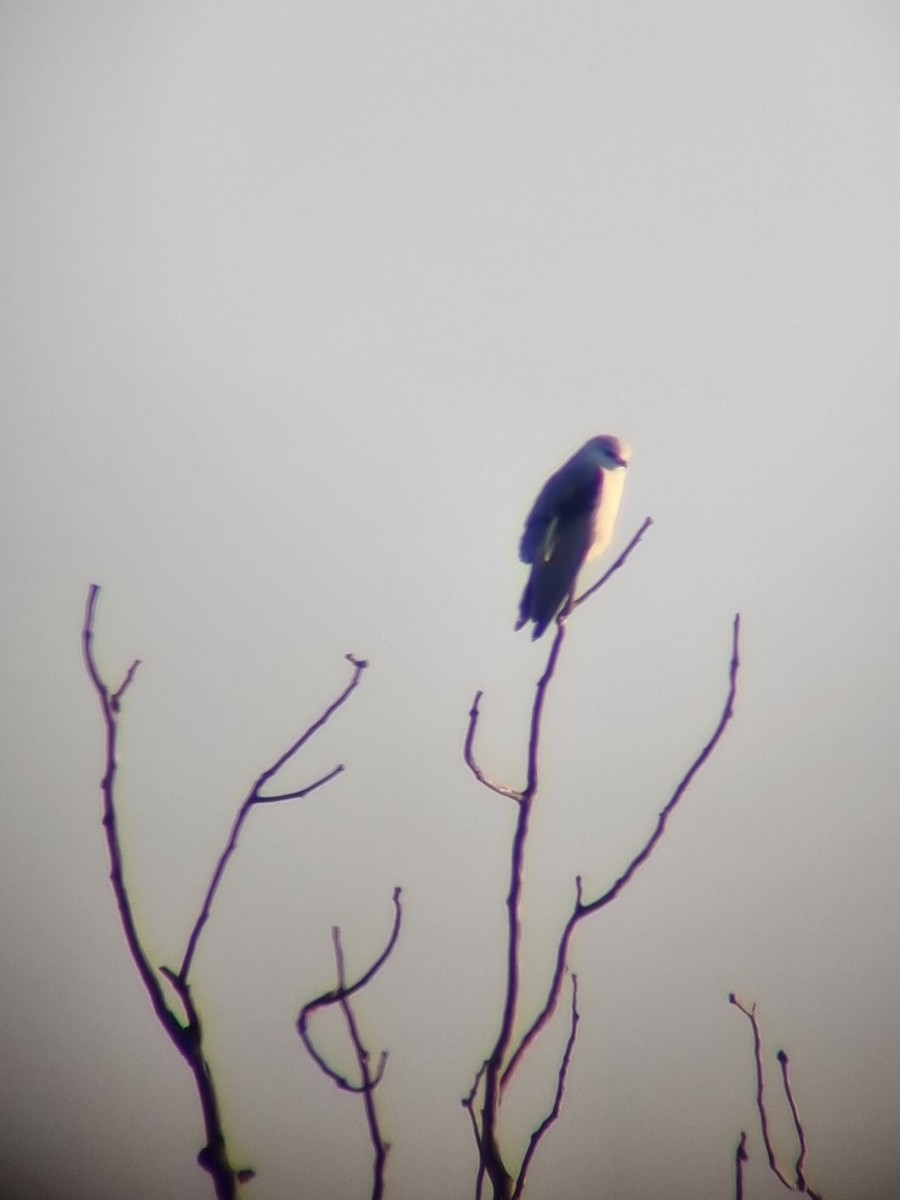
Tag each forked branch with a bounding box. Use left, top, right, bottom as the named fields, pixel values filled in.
left=503, top=614, right=741, bottom=1091
left=512, top=973, right=580, bottom=1200
left=82, top=584, right=364, bottom=1199
left=466, top=521, right=727, bottom=1200
left=297, top=889, right=403, bottom=1200
left=179, top=651, right=367, bottom=981
left=729, top=994, right=824, bottom=1199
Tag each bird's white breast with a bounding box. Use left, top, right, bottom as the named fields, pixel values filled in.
left=587, top=466, right=626, bottom=560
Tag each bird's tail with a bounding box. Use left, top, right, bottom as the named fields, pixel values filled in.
left=514, top=577, right=533, bottom=633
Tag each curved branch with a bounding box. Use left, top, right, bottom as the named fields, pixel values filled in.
left=297, top=888, right=403, bottom=1092
left=297, top=890, right=402, bottom=1200
left=464, top=692, right=523, bottom=801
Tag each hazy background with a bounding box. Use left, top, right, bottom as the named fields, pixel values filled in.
left=3, top=3, right=899, bottom=1198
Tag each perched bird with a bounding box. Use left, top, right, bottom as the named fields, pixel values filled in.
left=515, top=435, right=631, bottom=639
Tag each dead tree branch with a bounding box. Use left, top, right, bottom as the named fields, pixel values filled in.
left=461, top=1062, right=489, bottom=1200
left=82, top=584, right=364, bottom=1199
left=179, top=651, right=366, bottom=981
left=512, top=972, right=580, bottom=1200
left=573, top=516, right=654, bottom=611
left=503, top=614, right=741, bottom=1091
left=729, top=994, right=824, bottom=1199
left=465, top=523, right=740, bottom=1198
left=735, top=1130, right=749, bottom=1200
left=297, top=889, right=402, bottom=1200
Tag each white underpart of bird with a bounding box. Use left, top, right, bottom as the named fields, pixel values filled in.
left=515, top=435, right=631, bottom=639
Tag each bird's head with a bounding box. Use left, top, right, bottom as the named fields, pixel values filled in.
left=585, top=435, right=631, bottom=470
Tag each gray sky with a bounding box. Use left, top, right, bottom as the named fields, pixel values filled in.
left=3, top=3, right=900, bottom=1198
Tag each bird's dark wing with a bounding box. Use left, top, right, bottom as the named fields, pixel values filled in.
left=519, top=455, right=603, bottom=564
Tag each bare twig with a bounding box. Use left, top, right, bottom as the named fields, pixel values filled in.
left=462, top=1062, right=489, bottom=1200
left=730, top=996, right=824, bottom=1198
left=729, top=996, right=794, bottom=1189
left=464, top=692, right=523, bottom=802
left=179, top=652, right=367, bottom=981
left=573, top=516, right=654, bottom=611
left=735, top=1131, right=748, bottom=1200
left=475, top=622, right=575, bottom=1198
left=466, top=525, right=739, bottom=1199
left=297, top=890, right=402, bottom=1200
left=465, top=520, right=652, bottom=807
left=778, top=1050, right=812, bottom=1192
left=82, top=585, right=361, bottom=1199
left=513, top=973, right=580, bottom=1199
left=82, top=587, right=174, bottom=1040
left=504, top=615, right=741, bottom=1089
left=83, top=586, right=240, bottom=1199
left=579, top=611, right=740, bottom=915
left=297, top=888, right=402, bottom=1089
left=334, top=925, right=390, bottom=1200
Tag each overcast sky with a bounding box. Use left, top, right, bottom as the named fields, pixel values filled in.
left=3, top=3, right=900, bottom=1199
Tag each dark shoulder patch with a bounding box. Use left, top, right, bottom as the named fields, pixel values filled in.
left=556, top=470, right=601, bottom=521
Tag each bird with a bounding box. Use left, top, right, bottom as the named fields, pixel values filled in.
left=515, top=435, right=631, bottom=639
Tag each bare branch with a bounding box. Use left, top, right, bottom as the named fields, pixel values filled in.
left=470, top=528, right=732, bottom=1200
left=778, top=1050, right=813, bottom=1193
left=478, top=787, right=533, bottom=1200
left=524, top=618, right=567, bottom=798
left=573, top=516, right=654, bottom=610
left=730, top=997, right=824, bottom=1199
left=298, top=889, right=402, bottom=1092
left=255, top=652, right=368, bottom=791
left=462, top=1062, right=488, bottom=1200
left=513, top=973, right=580, bottom=1199
left=735, top=1131, right=748, bottom=1200
left=464, top=578, right=577, bottom=806
left=464, top=691, right=523, bottom=801
left=179, top=653, right=367, bottom=981
left=729, top=995, right=794, bottom=1189
left=475, top=616, right=579, bottom=1196
left=780, top=1050, right=823, bottom=1199
left=501, top=877, right=581, bottom=1094
left=255, top=762, right=345, bottom=804
left=81, top=585, right=188, bottom=1048
left=82, top=586, right=241, bottom=1199
left=82, top=586, right=362, bottom=1199
left=505, top=615, right=741, bottom=1088
left=111, top=658, right=142, bottom=711
left=334, top=926, right=391, bottom=1200
left=297, top=891, right=402, bottom=1200
left=579, top=612, right=740, bottom=916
